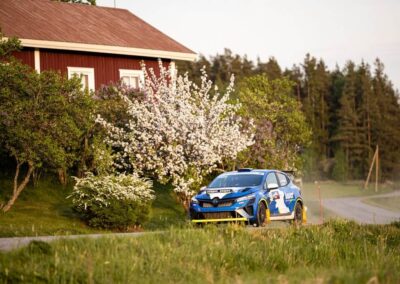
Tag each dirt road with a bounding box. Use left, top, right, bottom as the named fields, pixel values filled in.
left=0, top=232, right=148, bottom=252
left=323, top=191, right=400, bottom=224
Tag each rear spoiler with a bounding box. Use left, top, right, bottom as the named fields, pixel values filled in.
left=282, top=170, right=296, bottom=180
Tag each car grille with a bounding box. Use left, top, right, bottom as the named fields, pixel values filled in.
left=201, top=200, right=234, bottom=208
left=202, top=212, right=235, bottom=219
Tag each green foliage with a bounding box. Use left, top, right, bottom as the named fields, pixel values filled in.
left=84, top=199, right=151, bottom=229
left=302, top=147, right=320, bottom=181
left=27, top=241, right=53, bottom=255
left=332, top=148, right=348, bottom=182
left=0, top=33, right=20, bottom=57
left=1, top=221, right=400, bottom=283
left=0, top=33, right=97, bottom=210
left=69, top=173, right=155, bottom=230
left=179, top=51, right=400, bottom=180
left=235, top=75, right=311, bottom=170
left=0, top=175, right=108, bottom=237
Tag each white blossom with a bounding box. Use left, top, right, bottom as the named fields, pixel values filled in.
left=68, top=173, right=154, bottom=210
left=97, top=61, right=254, bottom=198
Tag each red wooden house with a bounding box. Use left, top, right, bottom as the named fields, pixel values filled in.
left=0, top=0, right=196, bottom=91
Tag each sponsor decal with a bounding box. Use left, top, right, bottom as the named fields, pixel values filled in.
left=206, top=188, right=232, bottom=194
left=285, top=192, right=294, bottom=200
left=269, top=189, right=290, bottom=214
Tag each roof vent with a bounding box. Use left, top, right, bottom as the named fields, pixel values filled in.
left=237, top=168, right=253, bottom=172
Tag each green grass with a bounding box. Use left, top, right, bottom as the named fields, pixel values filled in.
left=0, top=176, right=108, bottom=237
left=362, top=196, right=400, bottom=212
left=0, top=177, right=186, bottom=237
left=144, top=182, right=187, bottom=230
left=1, top=220, right=399, bottom=283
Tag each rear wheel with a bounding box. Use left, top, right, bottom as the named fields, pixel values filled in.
left=293, top=202, right=303, bottom=225
left=255, top=202, right=268, bottom=227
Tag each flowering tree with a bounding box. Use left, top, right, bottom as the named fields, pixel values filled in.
left=97, top=61, right=253, bottom=205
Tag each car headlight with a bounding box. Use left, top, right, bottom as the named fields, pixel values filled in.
left=191, top=196, right=199, bottom=204
left=236, top=194, right=256, bottom=203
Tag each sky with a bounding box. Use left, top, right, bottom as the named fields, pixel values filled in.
left=97, top=0, right=400, bottom=90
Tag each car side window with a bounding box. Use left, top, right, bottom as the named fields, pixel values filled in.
left=277, top=172, right=289, bottom=187
left=265, top=172, right=278, bottom=189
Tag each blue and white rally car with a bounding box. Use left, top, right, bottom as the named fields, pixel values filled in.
left=189, top=168, right=305, bottom=226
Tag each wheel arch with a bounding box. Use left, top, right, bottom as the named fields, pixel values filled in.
left=258, top=198, right=268, bottom=209
left=295, top=197, right=303, bottom=208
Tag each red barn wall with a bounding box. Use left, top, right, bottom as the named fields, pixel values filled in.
left=12, top=48, right=171, bottom=90
left=40, top=49, right=170, bottom=89
left=12, top=47, right=35, bottom=68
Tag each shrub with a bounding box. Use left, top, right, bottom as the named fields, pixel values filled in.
left=69, top=173, right=155, bottom=229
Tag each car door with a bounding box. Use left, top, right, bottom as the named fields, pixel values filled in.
left=264, top=172, right=281, bottom=216
left=276, top=172, right=295, bottom=214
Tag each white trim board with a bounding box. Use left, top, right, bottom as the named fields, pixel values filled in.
left=34, top=49, right=40, bottom=73
left=119, top=69, right=144, bottom=88
left=67, top=66, right=95, bottom=91
left=14, top=38, right=197, bottom=62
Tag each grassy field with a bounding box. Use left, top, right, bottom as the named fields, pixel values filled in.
left=0, top=177, right=186, bottom=237
left=0, top=220, right=399, bottom=283
left=1, top=176, right=397, bottom=237
left=362, top=196, right=400, bottom=212
left=0, top=176, right=107, bottom=237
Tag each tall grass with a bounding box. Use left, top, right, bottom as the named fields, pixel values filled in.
left=1, top=220, right=399, bottom=283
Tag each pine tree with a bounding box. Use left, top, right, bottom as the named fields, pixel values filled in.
left=335, top=61, right=364, bottom=178
left=371, top=59, right=400, bottom=179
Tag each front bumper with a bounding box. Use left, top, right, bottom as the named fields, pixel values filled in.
left=190, top=198, right=256, bottom=223
left=191, top=217, right=248, bottom=223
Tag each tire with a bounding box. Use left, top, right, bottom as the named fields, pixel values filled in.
left=293, top=202, right=303, bottom=225
left=255, top=202, right=268, bottom=227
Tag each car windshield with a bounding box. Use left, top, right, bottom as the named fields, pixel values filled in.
left=208, top=174, right=264, bottom=188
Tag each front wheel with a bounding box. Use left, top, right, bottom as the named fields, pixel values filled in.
left=255, top=202, right=268, bottom=227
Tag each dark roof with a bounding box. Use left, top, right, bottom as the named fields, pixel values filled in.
left=0, top=0, right=195, bottom=55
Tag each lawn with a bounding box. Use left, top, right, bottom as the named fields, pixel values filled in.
left=0, top=176, right=108, bottom=237
left=1, top=176, right=396, bottom=237
left=1, top=220, right=399, bottom=283
left=0, top=176, right=186, bottom=237
left=362, top=196, right=400, bottom=212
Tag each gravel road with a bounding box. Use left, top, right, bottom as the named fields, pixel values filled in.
left=0, top=232, right=148, bottom=252
left=323, top=191, right=400, bottom=224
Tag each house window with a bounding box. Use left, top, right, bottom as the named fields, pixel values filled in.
left=67, top=67, right=95, bottom=91
left=119, top=69, right=144, bottom=89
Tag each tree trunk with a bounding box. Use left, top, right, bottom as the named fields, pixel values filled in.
left=57, top=168, right=67, bottom=186
left=2, top=160, right=34, bottom=212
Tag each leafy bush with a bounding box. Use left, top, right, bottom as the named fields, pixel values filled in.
left=69, top=173, right=155, bottom=229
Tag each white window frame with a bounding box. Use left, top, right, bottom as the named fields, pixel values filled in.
left=67, top=67, right=95, bottom=91
left=119, top=69, right=144, bottom=89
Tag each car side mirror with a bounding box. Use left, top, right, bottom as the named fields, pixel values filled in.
left=267, top=183, right=279, bottom=190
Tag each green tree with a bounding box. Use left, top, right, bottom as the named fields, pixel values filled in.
left=235, top=75, right=311, bottom=171
left=256, top=56, right=282, bottom=80
left=0, top=35, right=94, bottom=212
left=335, top=61, right=363, bottom=178
left=332, top=148, right=348, bottom=182
left=371, top=59, right=400, bottom=178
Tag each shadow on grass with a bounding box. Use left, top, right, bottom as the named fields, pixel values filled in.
left=144, top=182, right=187, bottom=230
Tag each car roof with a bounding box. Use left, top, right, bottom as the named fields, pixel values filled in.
left=221, top=169, right=276, bottom=175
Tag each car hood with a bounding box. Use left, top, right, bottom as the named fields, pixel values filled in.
left=196, top=186, right=259, bottom=200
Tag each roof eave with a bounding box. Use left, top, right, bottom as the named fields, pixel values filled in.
left=14, top=38, right=197, bottom=61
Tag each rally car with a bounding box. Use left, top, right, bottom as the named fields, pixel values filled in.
left=189, top=168, right=306, bottom=226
